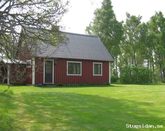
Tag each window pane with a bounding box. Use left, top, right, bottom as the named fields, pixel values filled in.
left=94, top=64, right=101, bottom=75
left=68, top=63, right=81, bottom=75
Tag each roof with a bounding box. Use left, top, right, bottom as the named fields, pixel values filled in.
left=35, top=32, right=114, bottom=62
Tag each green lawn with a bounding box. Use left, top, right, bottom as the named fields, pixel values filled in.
left=0, top=84, right=165, bottom=131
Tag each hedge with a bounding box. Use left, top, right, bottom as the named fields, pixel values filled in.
left=120, top=66, right=153, bottom=84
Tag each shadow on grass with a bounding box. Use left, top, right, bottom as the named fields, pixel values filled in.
left=13, top=92, right=165, bottom=131
left=0, top=91, right=17, bottom=131
left=34, top=84, right=123, bottom=89
left=35, top=85, right=110, bottom=88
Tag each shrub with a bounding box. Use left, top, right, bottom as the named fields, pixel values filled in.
left=111, top=75, right=119, bottom=83
left=120, top=66, right=153, bottom=84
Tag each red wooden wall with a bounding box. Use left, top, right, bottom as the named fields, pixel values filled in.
left=54, top=59, right=109, bottom=85
left=35, top=58, right=44, bottom=84
left=26, top=58, right=110, bottom=85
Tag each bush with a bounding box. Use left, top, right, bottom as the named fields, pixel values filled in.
left=111, top=75, right=119, bottom=83
left=120, top=66, right=153, bottom=84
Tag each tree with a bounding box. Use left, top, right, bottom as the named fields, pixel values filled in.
left=0, top=0, right=68, bottom=85
left=0, top=0, right=68, bottom=60
left=86, top=0, right=123, bottom=77
left=120, top=12, right=165, bottom=82
left=148, top=12, right=165, bottom=81
left=121, top=13, right=143, bottom=67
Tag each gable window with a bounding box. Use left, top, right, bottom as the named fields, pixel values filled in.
left=93, top=62, right=102, bottom=76
left=67, top=61, right=82, bottom=76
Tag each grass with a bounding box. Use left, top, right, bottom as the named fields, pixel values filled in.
left=0, top=84, right=165, bottom=131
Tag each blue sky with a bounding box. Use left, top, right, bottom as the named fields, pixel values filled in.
left=60, top=0, right=165, bottom=34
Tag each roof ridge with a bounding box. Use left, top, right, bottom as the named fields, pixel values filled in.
left=23, top=27, right=98, bottom=38
left=61, top=31, right=98, bottom=38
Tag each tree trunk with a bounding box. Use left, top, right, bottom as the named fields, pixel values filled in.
left=114, top=57, right=118, bottom=77
left=159, top=64, right=163, bottom=81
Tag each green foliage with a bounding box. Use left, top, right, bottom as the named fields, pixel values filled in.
left=87, top=1, right=165, bottom=82
left=120, top=12, right=165, bottom=82
left=121, top=14, right=144, bottom=66
left=86, top=0, right=123, bottom=57
left=86, top=0, right=123, bottom=77
left=111, top=75, right=119, bottom=83
left=120, top=66, right=153, bottom=84
left=148, top=12, right=165, bottom=81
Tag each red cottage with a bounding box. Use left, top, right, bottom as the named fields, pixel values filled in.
left=25, top=32, right=113, bottom=85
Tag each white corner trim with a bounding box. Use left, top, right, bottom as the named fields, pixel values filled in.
left=93, top=62, right=103, bottom=76
left=66, top=61, right=82, bottom=76
left=43, top=58, right=45, bottom=84
left=52, top=59, right=54, bottom=84
left=109, top=62, right=111, bottom=84
left=7, top=65, right=10, bottom=85
left=43, top=59, right=54, bottom=84
left=32, top=58, right=35, bottom=85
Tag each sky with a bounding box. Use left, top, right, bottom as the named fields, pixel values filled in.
left=60, top=0, right=165, bottom=34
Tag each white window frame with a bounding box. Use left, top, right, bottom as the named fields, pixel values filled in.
left=93, top=62, right=103, bottom=76
left=67, top=61, right=82, bottom=76
left=43, top=59, right=54, bottom=84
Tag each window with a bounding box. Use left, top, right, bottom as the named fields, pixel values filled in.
left=26, top=60, right=31, bottom=68
left=67, top=61, right=82, bottom=76
left=93, top=62, right=102, bottom=76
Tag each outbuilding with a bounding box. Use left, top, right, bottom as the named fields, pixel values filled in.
left=24, top=32, right=114, bottom=85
